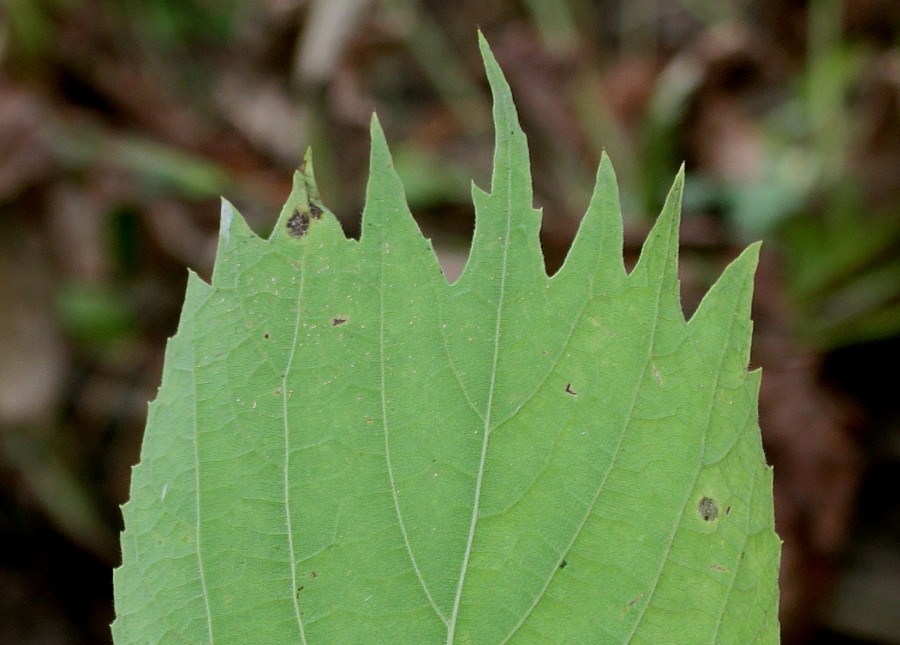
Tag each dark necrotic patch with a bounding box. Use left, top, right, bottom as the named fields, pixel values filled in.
left=698, top=496, right=719, bottom=522
left=559, top=559, right=568, bottom=569
left=310, top=203, right=323, bottom=219
left=287, top=209, right=311, bottom=237
left=332, top=317, right=348, bottom=326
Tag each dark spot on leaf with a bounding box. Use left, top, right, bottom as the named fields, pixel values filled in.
left=287, top=209, right=310, bottom=237
left=310, top=203, right=323, bottom=219
left=709, top=565, right=728, bottom=572
left=565, top=383, right=578, bottom=396
left=698, top=496, right=719, bottom=522
left=309, top=571, right=318, bottom=578
left=725, top=506, right=732, bottom=515
left=332, top=317, right=348, bottom=326
left=296, top=586, right=304, bottom=597
left=559, top=559, right=567, bottom=569
left=264, top=333, right=270, bottom=339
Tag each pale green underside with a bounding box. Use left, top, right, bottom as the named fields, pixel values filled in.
left=113, top=34, right=780, bottom=645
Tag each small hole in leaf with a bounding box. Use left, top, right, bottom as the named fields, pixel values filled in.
left=698, top=497, right=719, bottom=522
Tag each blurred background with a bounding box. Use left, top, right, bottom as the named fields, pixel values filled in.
left=0, top=0, right=897, bottom=642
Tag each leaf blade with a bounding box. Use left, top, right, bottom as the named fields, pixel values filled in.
left=114, top=35, right=780, bottom=645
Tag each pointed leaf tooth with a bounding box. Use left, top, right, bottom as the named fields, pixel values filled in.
left=212, top=199, right=258, bottom=288
left=630, top=166, right=684, bottom=319
left=300, top=147, right=323, bottom=206
left=183, top=268, right=213, bottom=315
left=362, top=115, right=410, bottom=235
left=273, top=148, right=343, bottom=242
left=478, top=32, right=532, bottom=208
left=218, top=198, right=254, bottom=246
left=689, top=241, right=761, bottom=367
left=554, top=151, right=626, bottom=285
left=457, top=34, right=543, bottom=289
left=360, top=115, right=440, bottom=267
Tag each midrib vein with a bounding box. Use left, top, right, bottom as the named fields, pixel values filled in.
left=282, top=250, right=309, bottom=645
left=447, top=160, right=514, bottom=644
left=190, top=325, right=214, bottom=642
left=378, top=221, right=449, bottom=626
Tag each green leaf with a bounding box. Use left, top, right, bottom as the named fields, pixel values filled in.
left=114, top=34, right=780, bottom=644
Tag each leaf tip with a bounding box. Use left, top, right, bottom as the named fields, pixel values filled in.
left=555, top=151, right=626, bottom=283
left=599, top=148, right=612, bottom=169
left=360, top=110, right=428, bottom=249
left=217, top=198, right=253, bottom=247
left=670, top=164, right=686, bottom=202
left=219, top=198, right=235, bottom=241
left=632, top=169, right=683, bottom=280
left=368, top=112, right=390, bottom=157
left=477, top=30, right=512, bottom=113
left=477, top=29, right=491, bottom=58
left=745, top=239, right=763, bottom=265
left=272, top=152, right=337, bottom=240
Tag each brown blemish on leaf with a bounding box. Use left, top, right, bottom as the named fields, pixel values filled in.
left=565, top=383, right=578, bottom=396
left=709, top=565, right=729, bottom=572
left=698, top=496, right=719, bottom=521
left=622, top=591, right=645, bottom=616
left=558, top=559, right=568, bottom=569
left=725, top=506, right=732, bottom=515
left=287, top=201, right=324, bottom=237
left=287, top=209, right=310, bottom=237
left=264, top=333, right=270, bottom=339
left=309, top=571, right=318, bottom=578
left=332, top=317, right=348, bottom=326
